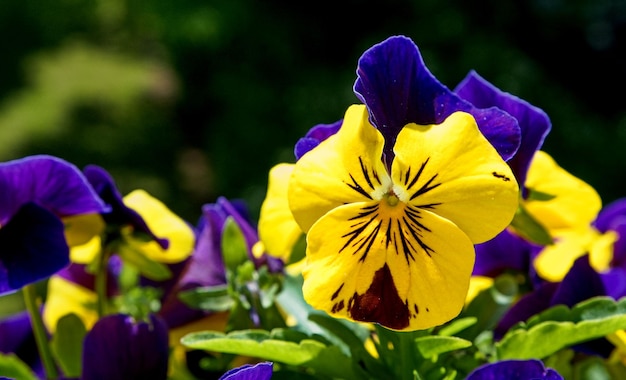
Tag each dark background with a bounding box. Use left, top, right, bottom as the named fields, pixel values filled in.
left=1, top=0, right=624, bottom=223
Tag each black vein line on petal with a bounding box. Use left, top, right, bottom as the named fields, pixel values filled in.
left=359, top=156, right=375, bottom=191
left=414, top=202, right=442, bottom=210
left=348, top=204, right=378, bottom=221
left=346, top=173, right=372, bottom=199
left=340, top=206, right=381, bottom=262
left=396, top=218, right=417, bottom=263
left=410, top=173, right=441, bottom=200
left=406, top=157, right=430, bottom=191
left=405, top=205, right=432, bottom=233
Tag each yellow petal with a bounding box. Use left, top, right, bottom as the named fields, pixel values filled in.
left=63, top=213, right=105, bottom=247
left=69, top=235, right=101, bottom=264
left=43, top=275, right=98, bottom=333
left=123, top=190, right=195, bottom=263
left=466, top=276, right=494, bottom=304
left=524, top=151, right=601, bottom=235
left=302, top=200, right=474, bottom=331
left=288, top=105, right=391, bottom=232
left=391, top=111, right=519, bottom=244
left=258, top=163, right=303, bottom=261
left=534, top=227, right=615, bottom=282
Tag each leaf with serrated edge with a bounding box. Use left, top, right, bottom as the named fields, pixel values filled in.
left=497, top=296, right=626, bottom=360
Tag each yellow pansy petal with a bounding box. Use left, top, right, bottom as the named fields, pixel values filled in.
left=466, top=276, right=494, bottom=304
left=70, top=235, right=101, bottom=264
left=289, top=104, right=391, bottom=232
left=589, top=230, right=618, bottom=272
left=123, top=189, right=195, bottom=263
left=63, top=213, right=105, bottom=247
left=534, top=227, right=614, bottom=282
left=43, top=276, right=98, bottom=333
left=525, top=151, right=601, bottom=234
left=391, top=111, right=519, bottom=244
left=258, top=163, right=303, bottom=260
left=302, top=200, right=474, bottom=331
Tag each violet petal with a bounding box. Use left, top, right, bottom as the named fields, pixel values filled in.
left=455, top=71, right=551, bottom=190
left=0, top=203, right=69, bottom=292
left=82, top=314, right=169, bottom=380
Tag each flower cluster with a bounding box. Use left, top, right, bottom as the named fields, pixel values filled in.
left=1, top=35, right=626, bottom=380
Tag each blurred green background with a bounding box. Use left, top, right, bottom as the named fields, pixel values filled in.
left=1, top=0, right=625, bottom=223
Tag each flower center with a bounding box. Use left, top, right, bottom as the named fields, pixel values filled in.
left=384, top=192, right=400, bottom=207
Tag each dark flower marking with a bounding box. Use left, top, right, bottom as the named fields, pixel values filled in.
left=491, top=171, right=511, bottom=182
left=347, top=264, right=418, bottom=330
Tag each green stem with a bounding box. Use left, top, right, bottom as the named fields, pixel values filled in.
left=398, top=331, right=419, bottom=380
left=22, top=284, right=58, bottom=380
left=95, top=248, right=110, bottom=318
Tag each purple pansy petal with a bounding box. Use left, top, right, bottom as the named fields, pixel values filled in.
left=354, top=35, right=520, bottom=162
left=219, top=362, right=273, bottom=380
left=594, top=198, right=626, bottom=232
left=83, top=165, right=169, bottom=249
left=610, top=222, right=626, bottom=266
left=0, top=311, right=32, bottom=354
left=294, top=120, right=343, bottom=160
left=0, top=203, right=69, bottom=293
left=455, top=71, right=551, bottom=190
left=551, top=255, right=606, bottom=306
left=0, top=155, right=108, bottom=225
left=466, top=359, right=563, bottom=380
left=82, top=314, right=169, bottom=380
left=474, top=230, right=534, bottom=277
left=494, top=281, right=558, bottom=340
left=600, top=267, right=626, bottom=299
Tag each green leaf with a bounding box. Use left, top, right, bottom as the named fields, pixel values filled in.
left=178, top=285, right=235, bottom=312
left=414, top=336, right=472, bottom=359
left=117, top=242, right=172, bottom=281
left=275, top=273, right=326, bottom=336
left=497, top=296, right=626, bottom=360
left=526, top=188, right=557, bottom=201
left=509, top=204, right=553, bottom=245
left=437, top=317, right=477, bottom=337
left=308, top=313, right=387, bottom=378
left=181, top=328, right=359, bottom=379
left=0, top=353, right=37, bottom=380
left=222, top=216, right=249, bottom=272
left=181, top=329, right=322, bottom=364
left=51, top=313, right=86, bottom=378
left=457, top=273, right=518, bottom=341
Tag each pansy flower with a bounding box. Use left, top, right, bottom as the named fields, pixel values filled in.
left=0, top=155, right=108, bottom=293
left=291, top=106, right=518, bottom=332
left=260, top=36, right=522, bottom=331
left=466, top=359, right=563, bottom=380
left=43, top=169, right=195, bottom=332
left=261, top=36, right=529, bottom=264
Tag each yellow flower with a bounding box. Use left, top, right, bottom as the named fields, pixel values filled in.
left=258, top=163, right=303, bottom=262
left=524, top=150, right=601, bottom=236
left=288, top=105, right=519, bottom=331
left=526, top=151, right=609, bottom=282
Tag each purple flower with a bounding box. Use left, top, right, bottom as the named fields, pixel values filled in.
left=158, top=197, right=282, bottom=330
left=466, top=359, right=562, bottom=380
left=296, top=36, right=522, bottom=167
left=82, top=314, right=169, bottom=380
left=219, top=362, right=273, bottom=380
left=294, top=120, right=342, bottom=160
left=592, top=198, right=626, bottom=299
left=0, top=155, right=108, bottom=293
